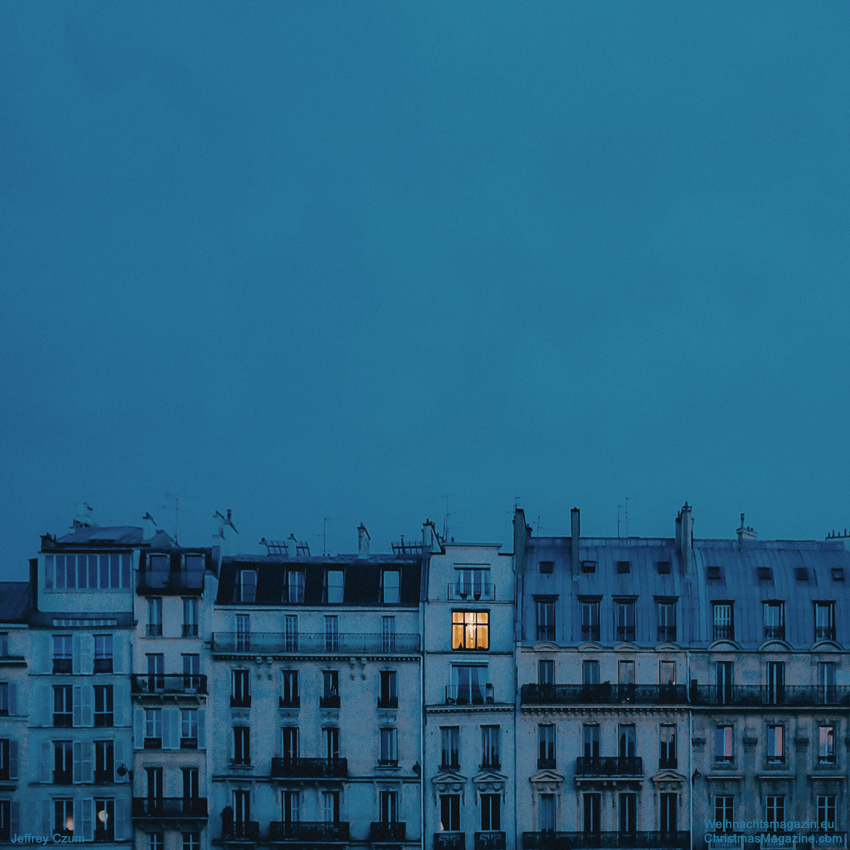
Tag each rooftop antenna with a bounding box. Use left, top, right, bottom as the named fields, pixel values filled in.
left=322, top=517, right=331, bottom=557
left=164, top=492, right=201, bottom=544
left=441, top=495, right=454, bottom=541
left=617, top=497, right=630, bottom=538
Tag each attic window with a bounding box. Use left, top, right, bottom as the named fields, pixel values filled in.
left=757, top=567, right=773, bottom=582
left=795, top=568, right=810, bottom=583
left=832, top=568, right=845, bottom=582
left=539, top=561, right=554, bottom=575
left=616, top=561, right=630, bottom=574
left=581, top=561, right=597, bottom=574
left=657, top=561, right=672, bottom=575
left=706, top=566, right=723, bottom=581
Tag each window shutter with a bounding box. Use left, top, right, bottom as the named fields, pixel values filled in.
left=41, top=799, right=51, bottom=836
left=82, top=742, right=93, bottom=782
left=81, top=798, right=93, bottom=842
left=163, top=707, right=179, bottom=749
left=81, top=685, right=93, bottom=727
left=113, top=637, right=125, bottom=675
left=74, top=740, right=83, bottom=783
left=8, top=683, right=17, bottom=716
left=10, top=801, right=19, bottom=836
left=80, top=635, right=94, bottom=675
left=9, top=739, right=18, bottom=779
left=114, top=740, right=125, bottom=781
left=198, top=708, right=206, bottom=750
left=73, top=686, right=82, bottom=727
left=114, top=798, right=126, bottom=841
left=114, top=681, right=126, bottom=727
left=41, top=633, right=52, bottom=674
left=134, top=708, right=144, bottom=749
left=40, top=741, right=51, bottom=784
left=40, top=684, right=51, bottom=727
left=72, top=635, right=82, bottom=675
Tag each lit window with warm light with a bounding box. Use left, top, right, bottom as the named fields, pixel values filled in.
left=452, top=611, right=489, bottom=650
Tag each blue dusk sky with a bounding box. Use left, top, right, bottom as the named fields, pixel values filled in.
left=2, top=4, right=849, bottom=578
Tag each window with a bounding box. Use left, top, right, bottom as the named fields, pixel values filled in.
left=322, top=670, right=339, bottom=707
left=582, top=660, right=599, bottom=686
left=380, top=791, right=398, bottom=825
left=147, top=599, right=162, bottom=636
left=619, top=793, right=636, bottom=836
left=284, top=615, right=298, bottom=651
left=584, top=793, right=601, bottom=835
left=233, top=789, right=250, bottom=831
left=322, top=790, right=339, bottom=824
left=94, top=685, right=113, bottom=727
left=758, top=567, right=774, bottom=582
left=325, top=616, right=339, bottom=652
left=94, top=740, right=114, bottom=784
left=481, top=725, right=500, bottom=769
left=53, top=798, right=74, bottom=837
left=0, top=799, right=14, bottom=841
left=379, top=728, right=397, bottom=766
left=232, top=670, right=250, bottom=707
left=454, top=566, right=491, bottom=598
left=94, top=798, right=114, bottom=842
left=819, top=725, right=835, bottom=764
left=284, top=569, right=305, bottom=603
left=815, top=602, right=836, bottom=641
left=441, top=727, right=459, bottom=769
left=0, top=633, right=8, bottom=657
left=0, top=683, right=8, bottom=717
left=54, top=740, right=73, bottom=783
left=618, top=724, right=636, bottom=758
left=452, top=611, right=489, bottom=650
left=617, top=560, right=630, bottom=574
left=451, top=665, right=486, bottom=704
left=146, top=653, right=164, bottom=691
left=381, top=569, right=400, bottom=604
left=581, top=561, right=597, bottom=574
left=146, top=767, right=163, bottom=801
left=181, top=709, right=199, bottom=748
left=818, top=662, right=836, bottom=704
left=619, top=660, right=635, bottom=698
left=659, top=661, right=676, bottom=686
left=440, top=794, right=460, bottom=832
left=182, top=654, right=200, bottom=692
left=538, top=724, right=555, bottom=768
left=182, top=834, right=199, bottom=850
left=660, top=725, right=677, bottom=768
left=539, top=794, right=555, bottom=832
left=236, top=614, right=250, bottom=651
left=0, top=738, right=12, bottom=782
left=239, top=570, right=256, bottom=603
left=536, top=599, right=556, bottom=641
left=796, top=567, right=810, bottom=583
left=580, top=598, right=600, bottom=641
left=764, top=601, right=785, bottom=640
left=715, top=797, right=734, bottom=832
left=767, top=725, right=784, bottom=764
left=323, top=727, right=339, bottom=762
left=832, top=568, right=845, bottom=582
left=324, top=570, right=344, bottom=604
left=378, top=671, right=397, bottom=708
left=767, top=661, right=785, bottom=704
left=657, top=561, right=672, bottom=574
left=53, top=635, right=73, bottom=674
left=713, top=603, right=734, bottom=640
left=182, top=768, right=199, bottom=802
left=54, top=685, right=72, bottom=727
left=233, top=726, right=250, bottom=764
left=145, top=708, right=162, bottom=747
left=615, top=598, right=636, bottom=641
left=660, top=793, right=677, bottom=835
left=281, top=670, right=299, bottom=708
left=381, top=616, right=396, bottom=652
left=481, top=793, right=501, bottom=830
left=282, top=790, right=300, bottom=825
left=182, top=598, right=199, bottom=637
left=539, top=560, right=554, bottom=575
left=538, top=659, right=555, bottom=686
left=657, top=600, right=677, bottom=642
left=282, top=727, right=298, bottom=762
left=707, top=565, right=723, bottom=582
left=716, top=661, right=734, bottom=705
left=93, top=635, right=113, bottom=673
left=817, top=796, right=837, bottom=833
left=766, top=796, right=785, bottom=830
left=46, top=553, right=131, bottom=590
left=715, top=725, right=733, bottom=763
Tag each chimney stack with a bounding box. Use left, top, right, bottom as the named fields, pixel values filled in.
left=142, top=512, right=158, bottom=539
left=357, top=524, right=370, bottom=558
left=676, top=502, right=693, bottom=571
left=422, top=519, right=442, bottom=554
left=737, top=513, right=757, bottom=545
left=213, top=509, right=238, bottom=556
left=571, top=508, right=580, bottom=577
left=73, top=503, right=94, bottom=528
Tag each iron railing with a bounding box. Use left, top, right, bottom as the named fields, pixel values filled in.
left=132, top=798, right=208, bottom=818
left=131, top=674, right=207, bottom=695
left=435, top=834, right=465, bottom=850
left=212, top=632, right=420, bottom=653
left=447, top=583, right=495, bottom=601
left=521, top=684, right=686, bottom=706
left=370, top=822, right=407, bottom=842
left=690, top=685, right=850, bottom=707
left=445, top=684, right=495, bottom=705
left=523, top=832, right=689, bottom=849
left=475, top=832, right=507, bottom=850
left=575, top=756, right=643, bottom=776
left=136, top=571, right=204, bottom=594
left=269, top=821, right=350, bottom=842
left=270, top=757, right=348, bottom=778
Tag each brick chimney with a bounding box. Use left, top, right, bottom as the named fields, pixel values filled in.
left=675, top=502, right=693, bottom=571
left=737, top=513, right=757, bottom=545
left=357, top=524, right=370, bottom=558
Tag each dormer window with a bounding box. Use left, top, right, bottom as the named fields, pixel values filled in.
left=706, top=566, right=723, bottom=582
left=324, top=570, right=344, bottom=604
left=239, top=570, right=257, bottom=604
left=617, top=561, right=630, bottom=574
left=764, top=601, right=785, bottom=640
left=284, top=569, right=304, bottom=604
left=381, top=570, right=400, bottom=605
left=581, top=561, right=597, bottom=574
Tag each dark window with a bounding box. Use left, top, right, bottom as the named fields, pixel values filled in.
left=657, top=600, right=677, bottom=642
left=94, top=685, right=113, bottom=727
left=795, top=568, right=810, bottom=583
left=706, top=566, right=723, bottom=582
left=657, top=561, right=672, bottom=575
left=440, top=727, right=459, bottom=769
left=440, top=794, right=460, bottom=832
left=715, top=726, right=733, bottom=763
left=481, top=725, right=500, bottom=769
left=94, top=799, right=114, bottom=842
left=53, top=685, right=72, bottom=727
left=94, top=741, right=114, bottom=784
left=767, top=725, right=784, bottom=764
left=281, top=670, right=298, bottom=707
left=581, top=561, right=597, bottom=574
left=321, top=670, right=339, bottom=707
left=94, top=635, right=113, bottom=673
left=660, top=793, right=678, bottom=835
left=617, top=561, right=630, bottom=574
left=715, top=797, right=734, bottom=832
left=538, top=724, right=555, bottom=769
left=583, top=793, right=601, bottom=835
left=619, top=793, right=636, bottom=837
left=819, top=725, right=835, bottom=764
left=233, top=727, right=250, bottom=765
left=379, top=728, right=397, bottom=766
left=815, top=602, right=836, bottom=641
left=713, top=603, right=734, bottom=641
left=539, top=561, right=554, bottom=574
left=758, top=567, right=773, bottom=582
left=582, top=660, right=599, bottom=686
left=481, top=793, right=501, bottom=831
left=764, top=602, right=785, bottom=640
left=53, top=740, right=72, bottom=784
left=538, top=660, right=555, bottom=686
left=832, top=568, right=845, bottom=582
left=580, top=599, right=600, bottom=642
left=53, top=635, right=72, bottom=674
left=614, top=599, right=636, bottom=642
left=378, top=671, right=397, bottom=708
left=660, top=725, right=677, bottom=768
left=583, top=724, right=599, bottom=759
left=536, top=601, right=555, bottom=642
left=232, top=670, right=250, bottom=707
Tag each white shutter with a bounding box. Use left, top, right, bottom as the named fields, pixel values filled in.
left=113, top=637, right=125, bottom=675
left=114, top=797, right=127, bottom=840
left=72, top=635, right=82, bottom=675
left=41, top=633, right=52, bottom=674
left=115, top=681, right=128, bottom=727
left=114, top=740, right=125, bottom=781
left=80, top=635, right=94, bottom=675
left=73, top=686, right=82, bottom=726
left=82, top=742, right=93, bottom=783
left=10, top=801, right=19, bottom=836
left=9, top=739, right=18, bottom=779
left=80, top=798, right=93, bottom=842
left=73, top=740, right=83, bottom=783
left=80, top=685, right=93, bottom=727
left=41, top=800, right=51, bottom=836
left=8, top=683, right=17, bottom=716
left=163, top=707, right=179, bottom=749
left=134, top=708, right=144, bottom=749
left=198, top=708, right=206, bottom=750
left=40, top=741, right=51, bottom=783
left=40, top=684, right=52, bottom=727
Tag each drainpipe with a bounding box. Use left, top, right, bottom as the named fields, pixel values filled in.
left=688, top=649, right=693, bottom=850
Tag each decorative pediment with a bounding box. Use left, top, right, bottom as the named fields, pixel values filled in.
left=431, top=770, right=468, bottom=803
left=655, top=642, right=680, bottom=651
left=650, top=770, right=686, bottom=787
left=533, top=642, right=559, bottom=651
left=812, top=640, right=843, bottom=651
left=529, top=769, right=565, bottom=792
left=472, top=770, right=508, bottom=795
left=758, top=639, right=793, bottom=652
left=708, top=640, right=742, bottom=651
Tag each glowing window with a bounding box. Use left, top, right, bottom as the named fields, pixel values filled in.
left=452, top=611, right=489, bottom=650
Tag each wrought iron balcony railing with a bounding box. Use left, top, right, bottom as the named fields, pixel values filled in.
left=575, top=756, right=643, bottom=777
left=222, top=822, right=259, bottom=842
left=212, top=632, right=420, bottom=653
left=131, top=674, right=207, bottom=695
left=521, top=684, right=687, bottom=706
left=690, top=685, right=850, bottom=707
left=447, top=583, right=495, bottom=601
left=475, top=832, right=507, bottom=850
left=136, top=570, right=204, bottom=595
left=523, top=832, right=689, bottom=849
left=370, top=822, right=407, bottom=842
left=269, top=821, right=350, bottom=842
left=445, top=684, right=495, bottom=705
left=435, top=833, right=465, bottom=850
left=270, top=757, right=348, bottom=778
left=131, top=797, right=208, bottom=819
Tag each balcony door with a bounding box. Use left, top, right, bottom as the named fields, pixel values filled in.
left=767, top=662, right=785, bottom=705
left=619, top=793, right=637, bottom=837
left=233, top=790, right=250, bottom=830
left=716, top=661, right=734, bottom=705
left=583, top=793, right=601, bottom=836
left=660, top=793, right=677, bottom=836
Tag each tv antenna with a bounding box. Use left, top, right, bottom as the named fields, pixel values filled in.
left=617, top=497, right=630, bottom=538
left=441, top=495, right=454, bottom=541
left=164, top=492, right=201, bottom=544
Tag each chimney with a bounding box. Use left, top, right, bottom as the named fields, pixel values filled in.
left=571, top=508, right=580, bottom=577
left=422, top=519, right=442, bottom=554
left=676, top=502, right=693, bottom=571
left=513, top=508, right=528, bottom=574
left=737, top=513, right=757, bottom=545
left=142, top=512, right=158, bottom=539
left=73, top=503, right=94, bottom=528
left=357, top=524, right=370, bottom=558
left=213, top=509, right=238, bottom=556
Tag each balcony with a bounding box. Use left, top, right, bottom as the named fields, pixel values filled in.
left=279, top=696, right=300, bottom=708
left=136, top=570, right=204, bottom=595
left=53, top=658, right=72, bottom=674
left=690, top=685, right=850, bottom=707
left=269, top=821, right=350, bottom=842
left=212, top=632, right=420, bottom=653
left=475, top=832, right=506, bottom=850
left=523, top=832, right=689, bottom=849
left=713, top=626, right=735, bottom=641
left=447, top=582, right=495, bottom=601
left=434, top=834, right=465, bottom=850
left=320, top=694, right=341, bottom=708
left=131, top=674, right=207, bottom=696
left=521, top=684, right=687, bottom=706
left=230, top=695, right=252, bottom=708
left=132, top=797, right=208, bottom=819
left=808, top=835, right=847, bottom=849
left=271, top=757, right=348, bottom=779
left=377, top=696, right=398, bottom=709
left=370, top=822, right=407, bottom=842
left=575, top=756, right=643, bottom=777
left=445, top=684, right=495, bottom=705
left=223, top=822, right=259, bottom=842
